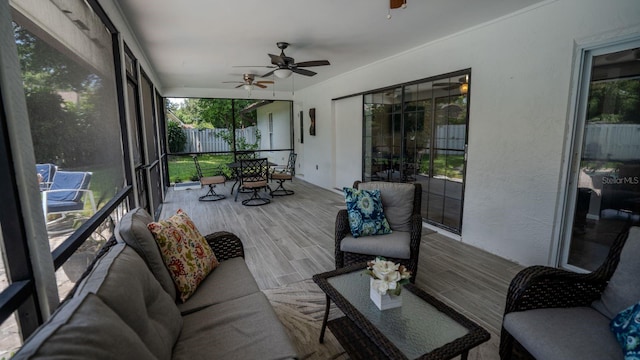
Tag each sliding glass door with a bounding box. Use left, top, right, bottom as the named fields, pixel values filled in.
left=363, top=70, right=470, bottom=233
left=563, top=41, right=640, bottom=271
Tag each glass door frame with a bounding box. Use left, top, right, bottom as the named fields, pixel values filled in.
left=558, top=35, right=640, bottom=271
left=362, top=69, right=471, bottom=234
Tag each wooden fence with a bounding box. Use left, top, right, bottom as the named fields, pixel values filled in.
left=183, top=127, right=257, bottom=153
left=584, top=124, right=640, bottom=161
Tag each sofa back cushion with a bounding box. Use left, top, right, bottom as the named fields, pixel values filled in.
left=13, top=293, right=156, bottom=360
left=74, top=243, right=182, bottom=360
left=115, top=207, right=177, bottom=300
left=592, top=226, right=640, bottom=319
left=358, top=181, right=415, bottom=232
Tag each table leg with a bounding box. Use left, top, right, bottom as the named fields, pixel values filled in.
left=319, top=294, right=330, bottom=343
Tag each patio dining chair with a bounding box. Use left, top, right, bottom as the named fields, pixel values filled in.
left=42, top=170, right=96, bottom=222
left=36, top=163, right=57, bottom=191
left=270, top=152, right=297, bottom=196
left=234, top=158, right=272, bottom=206
left=192, top=155, right=226, bottom=201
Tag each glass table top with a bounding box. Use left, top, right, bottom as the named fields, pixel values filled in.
left=327, top=271, right=469, bottom=359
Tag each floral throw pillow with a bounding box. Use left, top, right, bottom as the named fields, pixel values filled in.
left=343, top=187, right=392, bottom=238
left=147, top=209, right=219, bottom=302
left=610, top=301, right=640, bottom=359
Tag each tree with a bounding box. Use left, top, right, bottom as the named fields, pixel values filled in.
left=167, top=121, right=187, bottom=153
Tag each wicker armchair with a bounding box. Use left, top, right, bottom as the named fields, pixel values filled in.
left=335, top=181, right=422, bottom=283
left=499, top=227, right=633, bottom=360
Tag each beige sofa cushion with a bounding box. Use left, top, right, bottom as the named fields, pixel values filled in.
left=115, top=207, right=177, bottom=300
left=358, top=182, right=415, bottom=232
left=74, top=243, right=182, bottom=360
left=340, top=231, right=411, bottom=259
left=592, top=226, right=640, bottom=319
left=174, top=292, right=298, bottom=360
left=177, top=257, right=260, bottom=315
left=14, top=293, right=156, bottom=360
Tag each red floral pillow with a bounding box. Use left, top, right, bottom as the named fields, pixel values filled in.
left=147, top=209, right=219, bottom=302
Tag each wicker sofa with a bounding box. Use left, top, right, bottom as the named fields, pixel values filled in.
left=499, top=226, right=640, bottom=360
left=14, top=208, right=297, bottom=359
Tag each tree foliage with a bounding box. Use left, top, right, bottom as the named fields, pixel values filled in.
left=587, top=80, right=640, bottom=124
left=167, top=121, right=186, bottom=153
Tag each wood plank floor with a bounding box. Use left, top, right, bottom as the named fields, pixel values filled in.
left=161, top=177, right=523, bottom=357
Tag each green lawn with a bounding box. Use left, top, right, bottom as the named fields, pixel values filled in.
left=168, top=154, right=234, bottom=183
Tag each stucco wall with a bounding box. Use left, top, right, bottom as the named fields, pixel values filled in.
left=293, top=0, right=640, bottom=265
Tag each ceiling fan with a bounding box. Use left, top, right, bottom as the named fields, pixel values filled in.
left=235, top=42, right=330, bottom=79
left=433, top=76, right=469, bottom=93
left=222, top=74, right=273, bottom=89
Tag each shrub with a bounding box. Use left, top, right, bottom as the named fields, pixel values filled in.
left=167, top=121, right=187, bottom=153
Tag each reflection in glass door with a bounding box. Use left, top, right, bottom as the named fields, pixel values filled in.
left=565, top=42, right=640, bottom=271
left=363, top=71, right=470, bottom=233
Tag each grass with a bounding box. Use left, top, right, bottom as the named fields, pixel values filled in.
left=167, top=154, right=234, bottom=183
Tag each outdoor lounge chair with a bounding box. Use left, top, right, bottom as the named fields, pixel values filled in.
left=270, top=152, right=296, bottom=196
left=42, top=171, right=96, bottom=222
left=192, top=155, right=226, bottom=201
left=499, top=226, right=640, bottom=360
left=335, top=181, right=422, bottom=283
left=36, top=163, right=57, bottom=191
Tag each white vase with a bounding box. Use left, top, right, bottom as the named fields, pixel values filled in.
left=369, top=278, right=402, bottom=310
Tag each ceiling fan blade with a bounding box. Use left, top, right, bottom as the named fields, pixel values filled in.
left=256, top=81, right=274, bottom=85
left=232, top=65, right=274, bottom=68
left=254, top=83, right=267, bottom=89
left=222, top=81, right=243, bottom=84
left=390, top=0, right=404, bottom=9
left=235, top=84, right=244, bottom=88
left=295, top=60, right=330, bottom=67
left=291, top=67, right=317, bottom=77
left=269, top=53, right=285, bottom=66
left=261, top=69, right=276, bottom=78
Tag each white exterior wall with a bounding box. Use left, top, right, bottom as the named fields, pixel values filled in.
left=294, top=0, right=640, bottom=266
left=257, top=101, right=292, bottom=165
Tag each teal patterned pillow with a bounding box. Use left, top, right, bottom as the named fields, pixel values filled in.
left=611, top=301, right=640, bottom=359
left=343, top=187, right=392, bottom=238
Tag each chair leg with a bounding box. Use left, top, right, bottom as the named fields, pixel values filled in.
left=199, top=184, right=225, bottom=201
left=241, top=187, right=271, bottom=206
left=270, top=179, right=294, bottom=196
left=499, top=327, right=515, bottom=360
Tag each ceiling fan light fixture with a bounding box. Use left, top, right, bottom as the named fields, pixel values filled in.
left=274, top=68, right=292, bottom=79
left=459, top=83, right=469, bottom=94
left=243, top=84, right=253, bottom=91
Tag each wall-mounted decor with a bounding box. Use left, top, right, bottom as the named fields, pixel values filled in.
left=299, top=110, right=304, bottom=143
left=309, top=108, right=316, bottom=136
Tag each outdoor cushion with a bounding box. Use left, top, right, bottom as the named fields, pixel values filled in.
left=503, top=307, right=623, bottom=360
left=115, top=207, right=177, bottom=301
left=148, top=209, right=220, bottom=302
left=73, top=243, right=182, bottom=360
left=177, top=257, right=261, bottom=315
left=592, top=226, right=640, bottom=319
left=610, top=301, right=640, bottom=358
left=13, top=293, right=155, bottom=360
left=47, top=171, right=91, bottom=202
left=174, top=292, right=297, bottom=360
left=343, top=187, right=392, bottom=238
left=358, top=181, right=414, bottom=232
left=340, top=231, right=411, bottom=259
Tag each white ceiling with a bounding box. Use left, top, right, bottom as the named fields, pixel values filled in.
left=116, top=0, right=545, bottom=93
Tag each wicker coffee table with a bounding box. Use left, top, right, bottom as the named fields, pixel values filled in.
left=312, top=264, right=490, bottom=360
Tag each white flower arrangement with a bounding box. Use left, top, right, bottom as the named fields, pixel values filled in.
left=365, top=257, right=411, bottom=296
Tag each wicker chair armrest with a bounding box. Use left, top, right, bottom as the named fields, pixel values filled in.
left=205, top=231, right=244, bottom=261
left=504, top=265, right=608, bottom=314
left=335, top=209, right=351, bottom=242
